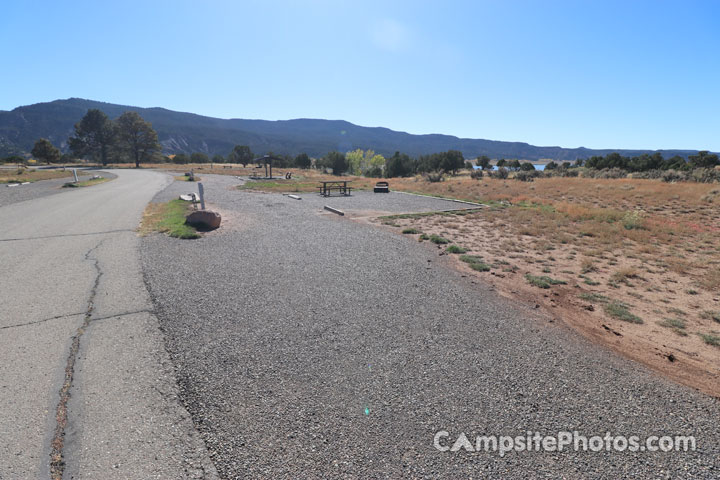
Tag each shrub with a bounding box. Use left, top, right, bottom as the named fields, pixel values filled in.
left=584, top=168, right=627, bottom=179
left=699, top=333, right=720, bottom=347
left=470, top=169, right=483, bottom=180
left=630, top=169, right=665, bottom=180
left=661, top=170, right=686, bottom=183
left=401, top=228, right=421, bottom=234
left=424, top=171, right=445, bottom=183
left=604, top=301, right=643, bottom=324
left=622, top=210, right=646, bottom=230
left=515, top=170, right=541, bottom=182
left=446, top=245, right=468, bottom=254
left=490, top=167, right=508, bottom=179
left=459, top=254, right=491, bottom=271
left=690, top=168, right=720, bottom=183
left=525, top=274, right=567, bottom=289
left=365, top=166, right=383, bottom=178
left=429, top=234, right=450, bottom=244
left=657, top=318, right=687, bottom=335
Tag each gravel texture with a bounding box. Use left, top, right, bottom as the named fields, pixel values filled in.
left=141, top=174, right=719, bottom=479
left=0, top=171, right=116, bottom=208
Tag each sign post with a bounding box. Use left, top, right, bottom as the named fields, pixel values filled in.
left=73, top=169, right=78, bottom=183
left=198, top=182, right=206, bottom=210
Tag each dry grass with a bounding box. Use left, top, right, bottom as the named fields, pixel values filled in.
left=0, top=168, right=72, bottom=183
left=365, top=173, right=720, bottom=396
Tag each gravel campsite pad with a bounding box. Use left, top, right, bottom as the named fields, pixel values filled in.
left=140, top=174, right=719, bottom=478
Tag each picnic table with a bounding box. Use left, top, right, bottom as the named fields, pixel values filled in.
left=317, top=180, right=352, bottom=197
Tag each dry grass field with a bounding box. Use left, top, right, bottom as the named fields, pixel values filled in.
left=0, top=168, right=72, bottom=183
left=230, top=168, right=720, bottom=396
left=376, top=176, right=720, bottom=397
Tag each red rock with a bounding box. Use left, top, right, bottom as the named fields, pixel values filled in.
left=186, top=210, right=221, bottom=230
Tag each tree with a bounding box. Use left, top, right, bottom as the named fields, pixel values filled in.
left=321, top=151, right=347, bottom=175
left=476, top=155, right=491, bottom=170
left=115, top=112, right=161, bottom=168
left=385, top=151, right=413, bottom=177
left=664, top=155, right=687, bottom=170
left=545, top=161, right=558, bottom=170
left=191, top=152, right=210, bottom=163
left=496, top=158, right=507, bottom=167
left=294, top=152, right=311, bottom=169
left=689, top=150, right=719, bottom=169
left=172, top=153, right=189, bottom=164
left=212, top=154, right=225, bottom=164
left=228, top=145, right=254, bottom=166
left=345, top=149, right=386, bottom=175
left=520, top=162, right=535, bottom=171
left=440, top=150, right=465, bottom=175
left=31, top=138, right=61, bottom=164
left=68, top=109, right=115, bottom=165
left=507, top=159, right=521, bottom=171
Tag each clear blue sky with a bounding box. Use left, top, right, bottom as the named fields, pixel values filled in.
left=2, top=0, right=719, bottom=150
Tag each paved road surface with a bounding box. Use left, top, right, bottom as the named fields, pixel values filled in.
left=0, top=170, right=217, bottom=479
left=0, top=171, right=116, bottom=208
left=141, top=175, right=719, bottom=479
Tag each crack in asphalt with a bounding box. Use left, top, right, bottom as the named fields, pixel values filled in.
left=49, top=239, right=105, bottom=480
left=0, top=229, right=134, bottom=243
left=0, top=312, right=86, bottom=331
left=90, top=309, right=155, bottom=323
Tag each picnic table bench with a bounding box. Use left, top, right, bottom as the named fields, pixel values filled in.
left=317, top=180, right=352, bottom=197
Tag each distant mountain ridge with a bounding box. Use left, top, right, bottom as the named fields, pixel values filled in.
left=0, top=98, right=704, bottom=160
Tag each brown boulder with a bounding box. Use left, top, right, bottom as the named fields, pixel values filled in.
left=186, top=210, right=221, bottom=230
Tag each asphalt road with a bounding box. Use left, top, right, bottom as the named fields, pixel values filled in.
left=141, top=175, right=719, bottom=479
left=0, top=170, right=217, bottom=479
left=0, top=171, right=117, bottom=208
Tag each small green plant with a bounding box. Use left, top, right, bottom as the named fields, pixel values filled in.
left=698, top=333, right=720, bottom=347
left=686, top=289, right=699, bottom=295
left=525, top=274, right=567, bottom=289
left=700, top=311, right=720, bottom=323
left=657, top=318, right=688, bottom=336
left=579, top=292, right=610, bottom=303
left=604, top=301, right=643, bottom=324
left=459, top=254, right=491, bottom=272
left=622, top=210, right=646, bottom=230
left=419, top=233, right=429, bottom=241
left=429, top=234, right=450, bottom=244
left=446, top=245, right=468, bottom=254
left=402, top=228, right=421, bottom=234
left=581, top=275, right=600, bottom=286
left=469, top=262, right=491, bottom=272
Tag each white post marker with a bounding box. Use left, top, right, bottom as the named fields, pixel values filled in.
left=73, top=169, right=78, bottom=182
left=198, top=182, right=206, bottom=210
